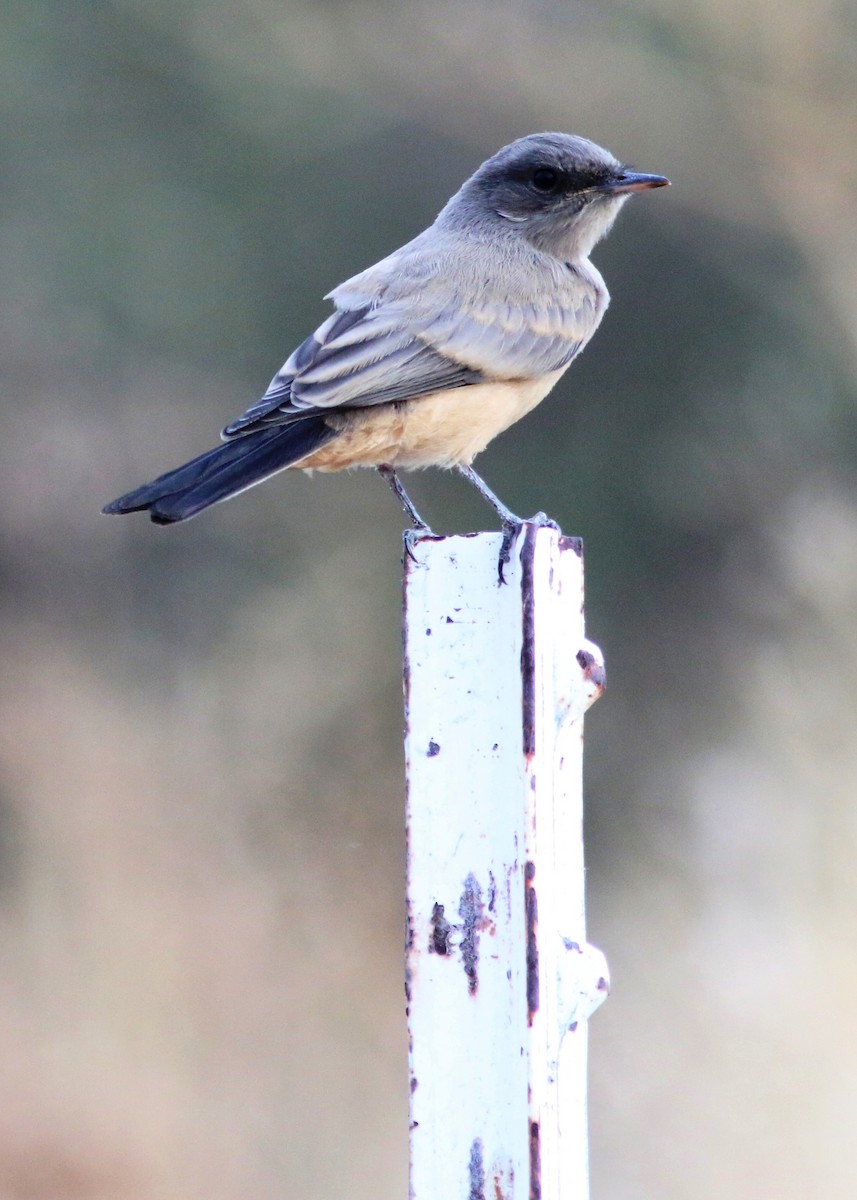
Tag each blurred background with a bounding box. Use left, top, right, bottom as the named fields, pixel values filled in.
left=1, top=0, right=855, bottom=1195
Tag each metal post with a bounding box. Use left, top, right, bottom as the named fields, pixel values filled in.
left=404, top=525, right=607, bottom=1200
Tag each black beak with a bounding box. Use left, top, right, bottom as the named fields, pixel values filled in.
left=597, top=171, right=670, bottom=195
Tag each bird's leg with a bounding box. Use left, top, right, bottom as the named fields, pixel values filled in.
left=377, top=465, right=433, bottom=531
left=455, top=464, right=524, bottom=526
left=377, top=466, right=434, bottom=558
left=455, top=464, right=559, bottom=582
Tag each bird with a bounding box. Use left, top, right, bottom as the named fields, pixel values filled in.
left=103, top=132, right=668, bottom=563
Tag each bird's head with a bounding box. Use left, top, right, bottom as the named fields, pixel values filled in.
left=444, top=132, right=669, bottom=261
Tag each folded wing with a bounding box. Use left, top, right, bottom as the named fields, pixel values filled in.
left=222, top=240, right=599, bottom=440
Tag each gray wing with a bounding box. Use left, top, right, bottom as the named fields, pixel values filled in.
left=222, top=305, right=484, bottom=437
left=222, top=243, right=598, bottom=440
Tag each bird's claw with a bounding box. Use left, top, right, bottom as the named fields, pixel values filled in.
left=404, top=525, right=434, bottom=563
left=498, top=520, right=519, bottom=584
left=497, top=513, right=562, bottom=584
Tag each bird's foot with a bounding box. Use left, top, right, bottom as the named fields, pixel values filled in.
left=498, top=512, right=561, bottom=584
left=525, top=511, right=560, bottom=531
left=403, top=524, right=435, bottom=563
left=378, top=464, right=436, bottom=547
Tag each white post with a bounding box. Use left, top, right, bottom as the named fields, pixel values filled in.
left=404, top=525, right=607, bottom=1200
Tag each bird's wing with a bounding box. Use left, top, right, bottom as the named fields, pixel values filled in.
left=222, top=242, right=598, bottom=439
left=222, top=304, right=484, bottom=437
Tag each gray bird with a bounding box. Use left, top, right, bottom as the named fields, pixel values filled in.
left=103, top=132, right=668, bottom=555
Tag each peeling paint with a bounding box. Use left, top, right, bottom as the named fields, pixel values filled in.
left=559, top=534, right=584, bottom=558
left=576, top=646, right=606, bottom=691
left=469, top=1138, right=485, bottom=1200
left=430, top=902, right=452, bottom=955
left=504, top=862, right=515, bottom=922
left=459, top=873, right=483, bottom=995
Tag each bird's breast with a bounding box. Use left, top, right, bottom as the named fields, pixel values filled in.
left=298, top=370, right=566, bottom=472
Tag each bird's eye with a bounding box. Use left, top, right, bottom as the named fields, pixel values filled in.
left=531, top=167, right=559, bottom=192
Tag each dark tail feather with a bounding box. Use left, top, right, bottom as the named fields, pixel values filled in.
left=102, top=417, right=337, bottom=524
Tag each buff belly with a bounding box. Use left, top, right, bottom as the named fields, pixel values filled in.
left=297, top=370, right=565, bottom=472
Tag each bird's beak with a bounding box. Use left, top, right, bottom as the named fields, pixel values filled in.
left=597, top=171, right=671, bottom=195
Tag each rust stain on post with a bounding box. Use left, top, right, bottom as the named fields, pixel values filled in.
left=405, top=900, right=415, bottom=1008
left=529, top=1121, right=541, bottom=1200
left=492, top=1164, right=514, bottom=1200
left=520, top=526, right=537, bottom=757
left=524, top=861, right=539, bottom=1022
left=402, top=547, right=414, bottom=713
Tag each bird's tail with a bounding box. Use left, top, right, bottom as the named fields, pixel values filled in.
left=102, top=416, right=336, bottom=524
